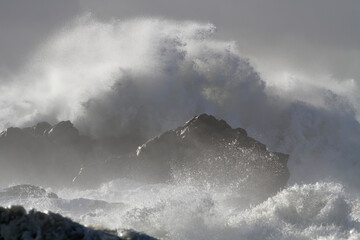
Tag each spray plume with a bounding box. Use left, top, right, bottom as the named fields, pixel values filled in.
left=0, top=15, right=359, bottom=187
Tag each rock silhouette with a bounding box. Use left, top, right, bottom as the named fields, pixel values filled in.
left=0, top=206, right=156, bottom=240
left=137, top=114, right=289, bottom=200
left=0, top=114, right=289, bottom=200
left=0, top=121, right=92, bottom=187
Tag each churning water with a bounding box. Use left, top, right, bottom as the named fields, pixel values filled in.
left=0, top=15, right=360, bottom=239
left=1, top=180, right=360, bottom=240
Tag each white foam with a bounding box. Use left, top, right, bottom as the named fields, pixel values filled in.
left=1, top=180, right=360, bottom=240
left=0, top=15, right=360, bottom=239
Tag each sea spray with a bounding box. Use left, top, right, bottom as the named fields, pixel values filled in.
left=0, top=15, right=359, bottom=188
left=2, top=180, right=360, bottom=240
left=0, top=15, right=360, bottom=240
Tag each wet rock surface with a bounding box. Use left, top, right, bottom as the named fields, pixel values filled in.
left=137, top=114, right=290, bottom=199
left=0, top=114, right=290, bottom=198
left=0, top=205, right=156, bottom=240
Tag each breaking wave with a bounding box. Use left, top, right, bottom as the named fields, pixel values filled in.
left=2, top=180, right=360, bottom=240
left=0, top=15, right=359, bottom=186
left=0, top=14, right=360, bottom=239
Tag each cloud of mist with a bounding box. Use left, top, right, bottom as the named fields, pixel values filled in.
left=0, top=15, right=268, bottom=138
left=1, top=15, right=360, bottom=187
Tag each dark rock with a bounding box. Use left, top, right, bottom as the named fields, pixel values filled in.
left=0, top=114, right=290, bottom=198
left=0, top=127, right=30, bottom=144
left=0, top=119, right=138, bottom=188
left=0, top=121, right=89, bottom=187
left=137, top=113, right=289, bottom=200
left=32, top=121, right=52, bottom=135
left=0, top=205, right=156, bottom=240
left=22, top=122, right=52, bottom=136
left=45, top=121, right=79, bottom=144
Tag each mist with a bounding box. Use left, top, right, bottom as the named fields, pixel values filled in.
left=0, top=15, right=359, bottom=189
left=1, top=9, right=360, bottom=239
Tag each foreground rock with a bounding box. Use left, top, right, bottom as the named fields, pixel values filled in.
left=137, top=114, right=289, bottom=200
left=0, top=205, right=156, bottom=240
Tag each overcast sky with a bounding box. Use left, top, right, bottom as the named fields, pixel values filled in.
left=1, top=0, right=359, bottom=85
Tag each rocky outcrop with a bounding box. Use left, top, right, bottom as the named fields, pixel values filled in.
left=0, top=121, right=93, bottom=187
left=23, top=122, right=52, bottom=136
left=137, top=114, right=289, bottom=199
left=0, top=205, right=156, bottom=240
left=45, top=121, right=80, bottom=144
left=0, top=121, right=140, bottom=188
left=73, top=114, right=290, bottom=197
left=0, top=114, right=290, bottom=197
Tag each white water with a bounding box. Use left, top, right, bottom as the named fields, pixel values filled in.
left=0, top=15, right=359, bottom=186
left=0, top=15, right=360, bottom=239
left=1, top=180, right=360, bottom=240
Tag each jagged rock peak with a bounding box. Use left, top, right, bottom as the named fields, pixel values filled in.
left=0, top=120, right=88, bottom=186
left=175, top=113, right=247, bottom=140
left=32, top=122, right=52, bottom=135
left=0, top=127, right=26, bottom=139
left=0, top=120, right=81, bottom=144
left=22, top=122, right=52, bottom=136
left=137, top=113, right=289, bottom=201
left=183, top=113, right=232, bottom=131
left=45, top=120, right=79, bottom=137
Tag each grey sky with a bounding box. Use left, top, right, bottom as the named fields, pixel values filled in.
left=0, top=0, right=80, bottom=72
left=1, top=0, right=359, bottom=84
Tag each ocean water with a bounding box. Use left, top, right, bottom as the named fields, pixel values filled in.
left=1, top=180, right=360, bottom=240
left=0, top=15, right=359, bottom=240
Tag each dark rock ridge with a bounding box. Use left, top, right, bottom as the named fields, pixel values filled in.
left=137, top=114, right=289, bottom=199
left=0, top=121, right=93, bottom=187
left=0, top=121, right=135, bottom=187
left=0, top=114, right=289, bottom=198
left=0, top=205, right=156, bottom=240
